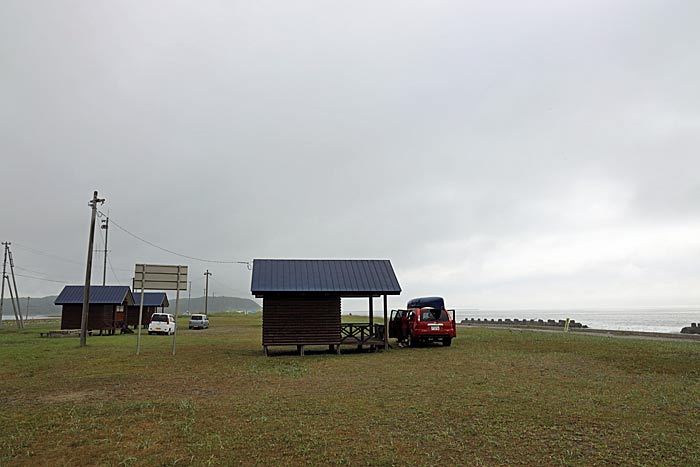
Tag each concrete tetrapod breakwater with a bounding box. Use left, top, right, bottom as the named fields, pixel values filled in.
left=681, top=323, right=700, bottom=335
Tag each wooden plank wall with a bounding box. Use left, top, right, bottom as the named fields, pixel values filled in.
left=60, top=304, right=82, bottom=329
left=60, top=304, right=116, bottom=330
left=263, top=296, right=341, bottom=346
left=126, top=306, right=155, bottom=327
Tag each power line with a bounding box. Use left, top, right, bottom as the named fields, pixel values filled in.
left=210, top=275, right=248, bottom=297
left=13, top=242, right=132, bottom=273
left=107, top=257, right=122, bottom=284
left=13, top=243, right=85, bottom=266
left=104, top=253, right=125, bottom=284
left=14, top=265, right=52, bottom=276
left=100, top=211, right=251, bottom=266
left=97, top=226, right=123, bottom=284
left=14, top=266, right=86, bottom=286
left=14, top=272, right=71, bottom=284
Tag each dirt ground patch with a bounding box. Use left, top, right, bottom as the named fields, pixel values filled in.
left=39, top=389, right=102, bottom=403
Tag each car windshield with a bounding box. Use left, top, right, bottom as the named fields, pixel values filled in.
left=420, top=308, right=450, bottom=322
left=152, top=314, right=168, bottom=322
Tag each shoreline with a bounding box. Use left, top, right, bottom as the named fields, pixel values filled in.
left=458, top=323, right=700, bottom=341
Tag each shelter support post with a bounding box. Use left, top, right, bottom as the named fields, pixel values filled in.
left=383, top=294, right=388, bottom=351
left=369, top=296, right=373, bottom=327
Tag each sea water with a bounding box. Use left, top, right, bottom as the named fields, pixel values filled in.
left=344, top=306, right=699, bottom=334
left=452, top=307, right=699, bottom=334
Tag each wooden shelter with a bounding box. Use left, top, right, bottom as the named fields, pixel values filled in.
left=251, top=259, right=402, bottom=355
left=127, top=292, right=170, bottom=328
left=55, top=285, right=134, bottom=335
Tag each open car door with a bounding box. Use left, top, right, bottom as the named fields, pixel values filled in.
left=388, top=309, right=404, bottom=338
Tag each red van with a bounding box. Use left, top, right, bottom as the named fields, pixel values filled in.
left=389, top=297, right=456, bottom=347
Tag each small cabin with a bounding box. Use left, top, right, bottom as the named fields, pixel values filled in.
left=127, top=292, right=170, bottom=328
left=55, top=285, right=134, bottom=334
left=251, top=259, right=402, bottom=355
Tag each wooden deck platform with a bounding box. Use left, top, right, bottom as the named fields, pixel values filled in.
left=39, top=329, right=92, bottom=338
left=263, top=323, right=388, bottom=356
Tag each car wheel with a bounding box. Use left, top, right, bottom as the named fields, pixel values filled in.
left=443, top=337, right=452, bottom=347
left=148, top=331, right=152, bottom=335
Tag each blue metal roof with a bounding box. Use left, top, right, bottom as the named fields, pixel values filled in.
left=55, top=285, right=134, bottom=305
left=251, top=259, right=401, bottom=296
left=132, top=292, right=169, bottom=307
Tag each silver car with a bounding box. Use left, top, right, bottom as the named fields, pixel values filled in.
left=189, top=314, right=209, bottom=329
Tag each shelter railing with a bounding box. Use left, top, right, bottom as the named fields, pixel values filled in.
left=340, top=323, right=385, bottom=345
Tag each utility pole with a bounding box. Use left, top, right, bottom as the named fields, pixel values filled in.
left=0, top=242, right=7, bottom=328
left=81, top=191, right=105, bottom=347
left=204, top=270, right=211, bottom=315
left=6, top=271, right=19, bottom=327
left=25, top=296, right=30, bottom=321
left=101, top=214, right=109, bottom=286
left=187, top=280, right=192, bottom=314
left=1, top=242, right=23, bottom=328
left=7, top=247, right=23, bottom=328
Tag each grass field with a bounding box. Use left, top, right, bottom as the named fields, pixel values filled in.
left=1, top=314, right=700, bottom=467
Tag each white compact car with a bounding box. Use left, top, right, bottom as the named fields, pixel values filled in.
left=148, top=313, right=176, bottom=335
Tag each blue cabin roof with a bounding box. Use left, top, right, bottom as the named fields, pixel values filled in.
left=55, top=285, right=134, bottom=305
left=132, top=292, right=169, bottom=307
left=251, top=259, right=401, bottom=297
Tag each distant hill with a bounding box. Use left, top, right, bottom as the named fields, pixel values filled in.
left=1, top=295, right=261, bottom=318
left=1, top=295, right=62, bottom=318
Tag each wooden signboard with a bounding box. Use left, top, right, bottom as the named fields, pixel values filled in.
left=133, top=264, right=188, bottom=291
left=133, top=264, right=188, bottom=355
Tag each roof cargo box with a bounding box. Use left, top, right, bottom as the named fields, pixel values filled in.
left=407, top=296, right=445, bottom=309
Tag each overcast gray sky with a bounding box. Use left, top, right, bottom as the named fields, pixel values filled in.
left=1, top=0, right=699, bottom=310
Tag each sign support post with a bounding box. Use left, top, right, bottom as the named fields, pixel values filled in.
left=172, top=265, right=181, bottom=356
left=133, top=264, right=188, bottom=356
left=136, top=287, right=145, bottom=355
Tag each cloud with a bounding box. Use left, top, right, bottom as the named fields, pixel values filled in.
left=1, top=0, right=699, bottom=310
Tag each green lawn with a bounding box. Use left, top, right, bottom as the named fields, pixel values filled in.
left=1, top=314, right=699, bottom=466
